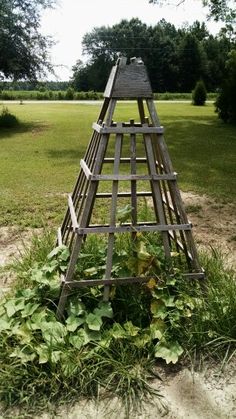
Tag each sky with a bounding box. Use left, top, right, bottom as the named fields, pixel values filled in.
left=41, top=0, right=223, bottom=81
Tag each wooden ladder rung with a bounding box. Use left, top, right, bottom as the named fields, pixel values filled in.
left=93, top=122, right=164, bottom=135
left=60, top=271, right=204, bottom=289
left=90, top=173, right=177, bottom=181
left=76, top=222, right=192, bottom=235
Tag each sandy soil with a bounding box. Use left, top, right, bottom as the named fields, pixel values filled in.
left=0, top=191, right=235, bottom=418
left=37, top=362, right=236, bottom=419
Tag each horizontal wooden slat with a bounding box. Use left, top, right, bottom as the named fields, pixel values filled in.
left=93, top=122, right=164, bottom=134
left=61, top=271, right=204, bottom=288
left=91, top=173, right=177, bottom=181
left=64, top=276, right=153, bottom=287
left=77, top=223, right=192, bottom=235
left=68, top=194, right=79, bottom=231
left=104, top=157, right=147, bottom=163
left=95, top=191, right=153, bottom=198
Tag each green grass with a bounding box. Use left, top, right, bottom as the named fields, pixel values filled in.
left=0, top=231, right=235, bottom=416
left=0, top=102, right=235, bottom=227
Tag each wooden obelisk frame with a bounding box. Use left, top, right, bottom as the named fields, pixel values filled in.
left=56, top=57, right=204, bottom=319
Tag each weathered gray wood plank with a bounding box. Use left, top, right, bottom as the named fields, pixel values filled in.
left=92, top=122, right=164, bottom=134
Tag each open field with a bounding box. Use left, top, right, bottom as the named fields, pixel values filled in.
left=0, top=102, right=235, bottom=228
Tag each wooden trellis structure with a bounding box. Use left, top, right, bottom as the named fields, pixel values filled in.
left=56, top=57, right=204, bottom=319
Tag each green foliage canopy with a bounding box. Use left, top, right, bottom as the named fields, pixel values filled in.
left=215, top=49, right=236, bottom=123
left=0, top=0, right=55, bottom=80
left=71, top=18, right=233, bottom=93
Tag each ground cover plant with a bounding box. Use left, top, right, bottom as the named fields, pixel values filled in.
left=0, top=102, right=235, bottom=228
left=0, top=231, right=235, bottom=417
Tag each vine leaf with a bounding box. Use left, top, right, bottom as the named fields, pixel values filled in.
left=86, top=313, right=103, bottom=331
left=94, top=301, right=113, bottom=319
left=117, top=204, right=133, bottom=224
left=155, top=342, right=184, bottom=364
left=66, top=315, right=85, bottom=332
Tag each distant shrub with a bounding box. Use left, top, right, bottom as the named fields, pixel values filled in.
left=0, top=107, right=19, bottom=128
left=192, top=80, right=207, bottom=106
left=57, top=91, right=65, bottom=100
left=0, top=90, right=16, bottom=100
left=65, top=87, right=75, bottom=100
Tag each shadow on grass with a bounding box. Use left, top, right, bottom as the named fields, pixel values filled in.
left=47, top=148, right=86, bottom=161
left=0, top=121, right=50, bottom=140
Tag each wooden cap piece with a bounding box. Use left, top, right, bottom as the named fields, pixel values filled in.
left=104, top=57, right=153, bottom=99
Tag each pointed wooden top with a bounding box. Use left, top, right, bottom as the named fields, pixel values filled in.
left=104, top=57, right=153, bottom=99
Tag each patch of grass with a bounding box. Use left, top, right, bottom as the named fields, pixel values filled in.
left=185, top=204, right=202, bottom=214
left=179, top=249, right=236, bottom=362
left=0, top=103, right=235, bottom=228
left=0, top=232, right=235, bottom=416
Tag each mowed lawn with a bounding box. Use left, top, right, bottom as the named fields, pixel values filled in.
left=0, top=102, right=235, bottom=227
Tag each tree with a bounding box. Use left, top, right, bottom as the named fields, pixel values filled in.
left=71, top=18, right=234, bottom=93
left=215, top=49, right=236, bottom=123
left=0, top=0, right=55, bottom=80
left=178, top=34, right=205, bottom=91
left=149, top=0, right=236, bottom=24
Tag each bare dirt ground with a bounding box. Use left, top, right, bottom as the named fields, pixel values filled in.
left=0, top=191, right=235, bottom=418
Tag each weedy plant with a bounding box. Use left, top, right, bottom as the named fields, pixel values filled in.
left=0, top=229, right=235, bottom=416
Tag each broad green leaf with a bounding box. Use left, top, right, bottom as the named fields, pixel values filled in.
left=14, top=323, right=32, bottom=344
left=84, top=327, right=101, bottom=342
left=10, top=348, right=36, bottom=363
left=117, top=204, right=133, bottom=224
left=123, top=321, right=140, bottom=337
left=66, top=315, right=85, bottom=332
left=0, top=315, right=12, bottom=331
left=154, top=342, right=184, bottom=364
left=20, top=288, right=37, bottom=299
left=84, top=267, right=98, bottom=277
left=47, top=245, right=68, bottom=260
left=68, top=299, right=85, bottom=317
left=21, top=303, right=40, bottom=318
left=161, top=294, right=175, bottom=307
left=0, top=304, right=5, bottom=317
left=51, top=350, right=62, bottom=364
left=69, top=332, right=85, bottom=350
left=151, top=300, right=168, bottom=319
left=31, top=268, right=48, bottom=284
left=59, top=247, right=70, bottom=262
left=30, top=310, right=48, bottom=330
left=150, top=319, right=166, bottom=340
left=166, top=277, right=177, bottom=286
left=43, top=260, right=58, bottom=274
left=94, top=301, right=113, bottom=319
left=134, top=333, right=150, bottom=348
left=41, top=321, right=67, bottom=346
left=37, top=345, right=49, bottom=364
left=86, top=313, right=103, bottom=331
left=4, top=298, right=25, bottom=317
left=110, top=323, right=126, bottom=339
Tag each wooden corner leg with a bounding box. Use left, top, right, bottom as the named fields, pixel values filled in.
left=56, top=283, right=69, bottom=321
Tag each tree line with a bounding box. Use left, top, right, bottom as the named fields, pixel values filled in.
left=71, top=19, right=235, bottom=93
